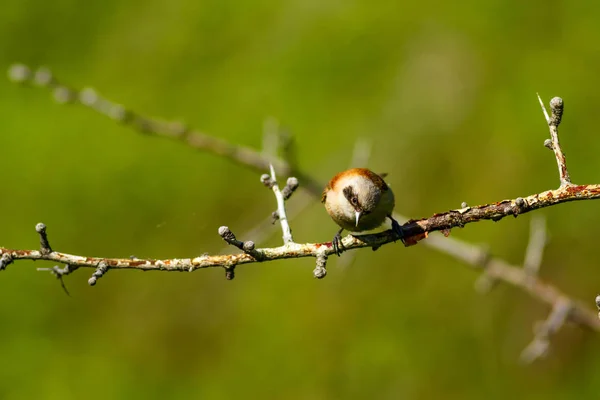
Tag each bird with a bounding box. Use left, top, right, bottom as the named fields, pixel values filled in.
left=321, top=168, right=404, bottom=256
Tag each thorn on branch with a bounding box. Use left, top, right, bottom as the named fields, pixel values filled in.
left=0, top=253, right=13, bottom=271
left=35, top=223, right=52, bottom=255
left=313, top=254, right=328, bottom=279
left=218, top=226, right=263, bottom=260
left=37, top=264, right=79, bottom=296
left=88, top=262, right=108, bottom=286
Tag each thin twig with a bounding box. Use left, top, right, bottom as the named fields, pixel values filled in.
left=520, top=298, right=572, bottom=363
left=523, top=215, right=547, bottom=276
left=7, top=64, right=324, bottom=194
left=422, top=233, right=599, bottom=331
left=265, top=164, right=294, bottom=244
left=538, top=94, right=571, bottom=187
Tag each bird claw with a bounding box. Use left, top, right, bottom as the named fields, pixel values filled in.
left=390, top=216, right=406, bottom=245
left=332, top=229, right=345, bottom=256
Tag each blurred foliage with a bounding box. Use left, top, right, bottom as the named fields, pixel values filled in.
left=2, top=0, right=600, bottom=398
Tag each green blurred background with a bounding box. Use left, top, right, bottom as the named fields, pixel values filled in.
left=2, top=0, right=600, bottom=398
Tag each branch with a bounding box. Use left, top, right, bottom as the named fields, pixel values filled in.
left=1, top=184, right=599, bottom=271
left=538, top=94, right=570, bottom=186
left=520, top=298, right=572, bottom=363
left=260, top=165, right=297, bottom=244
left=6, top=66, right=600, bottom=349
left=523, top=215, right=548, bottom=277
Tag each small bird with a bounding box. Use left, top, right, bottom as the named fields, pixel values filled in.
left=322, top=168, right=404, bottom=255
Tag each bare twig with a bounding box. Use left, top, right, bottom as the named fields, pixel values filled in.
left=523, top=215, right=548, bottom=276
left=261, top=165, right=294, bottom=244
left=7, top=64, right=323, bottom=195
left=423, top=232, right=599, bottom=331
left=218, top=225, right=263, bottom=262
left=520, top=298, right=572, bottom=363
left=37, top=264, right=78, bottom=296
left=538, top=95, right=571, bottom=187
left=35, top=223, right=52, bottom=255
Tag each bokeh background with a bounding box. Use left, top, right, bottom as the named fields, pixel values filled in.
left=2, top=0, right=600, bottom=398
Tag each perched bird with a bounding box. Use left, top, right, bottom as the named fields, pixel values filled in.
left=321, top=168, right=404, bottom=255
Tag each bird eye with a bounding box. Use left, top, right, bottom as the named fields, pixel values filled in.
left=351, top=197, right=358, bottom=205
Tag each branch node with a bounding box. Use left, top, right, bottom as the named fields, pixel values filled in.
left=264, top=165, right=294, bottom=244
left=313, top=254, right=328, bottom=279
left=260, top=174, right=275, bottom=188
left=33, top=67, right=54, bottom=87
left=0, top=253, right=13, bottom=271
left=53, top=86, right=75, bottom=104
left=242, top=241, right=256, bottom=252
left=35, top=222, right=53, bottom=255
left=218, top=226, right=239, bottom=245
left=461, top=201, right=469, bottom=208
left=281, top=177, right=299, bottom=200
left=270, top=211, right=280, bottom=224
left=549, top=97, right=564, bottom=127
left=543, top=139, right=553, bottom=150
left=108, top=104, right=128, bottom=122
left=7, top=63, right=32, bottom=83
left=225, top=266, right=235, bottom=280
left=218, top=226, right=263, bottom=260
left=79, top=87, right=99, bottom=106
left=88, top=262, right=108, bottom=286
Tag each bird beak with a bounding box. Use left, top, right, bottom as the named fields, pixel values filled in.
left=355, top=211, right=361, bottom=227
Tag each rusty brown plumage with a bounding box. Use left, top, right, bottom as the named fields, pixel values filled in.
left=321, top=168, right=388, bottom=203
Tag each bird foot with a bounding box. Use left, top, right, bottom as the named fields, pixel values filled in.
left=390, top=216, right=406, bottom=245
left=332, top=229, right=345, bottom=256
